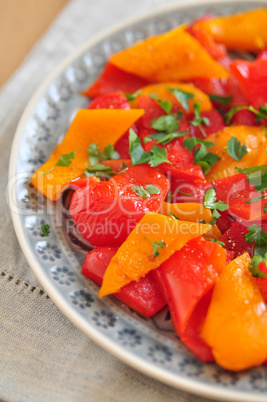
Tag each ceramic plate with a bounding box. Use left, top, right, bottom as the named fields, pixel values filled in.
left=9, top=1, right=267, bottom=400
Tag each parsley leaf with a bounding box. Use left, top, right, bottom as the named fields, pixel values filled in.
left=190, top=103, right=210, bottom=138
left=168, top=212, right=180, bottom=220
left=248, top=254, right=267, bottom=278
left=167, top=87, right=194, bottom=111
left=208, top=94, right=232, bottom=106
left=177, top=190, right=194, bottom=197
left=85, top=163, right=119, bottom=179
left=149, top=146, right=172, bottom=167
left=204, top=188, right=229, bottom=225
left=264, top=204, right=267, bottom=213
left=132, top=185, right=160, bottom=198
left=226, top=136, right=247, bottom=161
left=129, top=129, right=151, bottom=165
left=245, top=224, right=267, bottom=257
left=41, top=224, right=50, bottom=237
left=144, top=237, right=166, bottom=257
left=125, top=89, right=142, bottom=101
left=226, top=104, right=267, bottom=124
left=245, top=195, right=266, bottom=204
left=43, top=151, right=76, bottom=175
left=99, top=144, right=120, bottom=161
left=209, top=238, right=225, bottom=247
left=88, top=143, right=99, bottom=166
left=157, top=99, right=173, bottom=114
left=129, top=129, right=172, bottom=167
left=147, top=131, right=188, bottom=145
left=236, top=165, right=267, bottom=192
left=151, top=115, right=179, bottom=133
left=183, top=137, right=219, bottom=174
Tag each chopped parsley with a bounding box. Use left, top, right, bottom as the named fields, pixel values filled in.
left=190, top=103, right=210, bottom=138
left=226, top=136, right=247, bottom=161
left=183, top=137, right=220, bottom=174
left=85, top=163, right=119, bottom=179
left=151, top=115, right=179, bottom=133
left=145, top=131, right=188, bottom=145
left=208, top=94, right=232, bottom=107
left=244, top=224, right=267, bottom=257
left=204, top=188, right=229, bottom=226
left=209, top=238, right=226, bottom=247
left=129, top=129, right=172, bottom=167
left=168, top=212, right=180, bottom=220
left=177, top=190, right=194, bottom=197
left=144, top=237, right=167, bottom=257
left=167, top=87, right=194, bottom=111
left=132, top=184, right=160, bottom=198
left=248, top=254, right=267, bottom=278
left=157, top=99, right=173, bottom=114
left=43, top=151, right=76, bottom=175
left=41, top=224, right=50, bottom=237
left=125, top=89, right=142, bottom=101
left=264, top=204, right=267, bottom=213
left=245, top=195, right=266, bottom=205
left=88, top=143, right=119, bottom=165
left=226, top=104, right=267, bottom=124
left=236, top=165, right=267, bottom=192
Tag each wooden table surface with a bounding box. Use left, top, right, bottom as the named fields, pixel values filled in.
left=0, top=0, right=69, bottom=88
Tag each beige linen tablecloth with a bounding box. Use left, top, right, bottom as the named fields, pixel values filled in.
left=0, top=0, right=216, bottom=400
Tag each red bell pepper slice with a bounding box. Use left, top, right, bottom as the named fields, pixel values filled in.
left=83, top=62, right=149, bottom=99
left=87, top=92, right=130, bottom=110
left=230, top=57, right=267, bottom=109
left=220, top=220, right=254, bottom=259
left=188, top=108, right=225, bottom=139
left=82, top=246, right=166, bottom=318
left=70, top=164, right=170, bottom=247
left=153, top=237, right=226, bottom=361
left=87, top=92, right=135, bottom=158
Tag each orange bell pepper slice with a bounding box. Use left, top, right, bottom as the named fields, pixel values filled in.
left=162, top=202, right=221, bottom=239
left=204, top=125, right=267, bottom=181
left=196, top=8, right=267, bottom=51
left=201, top=253, right=267, bottom=371
left=31, top=109, right=144, bottom=200
left=99, top=212, right=212, bottom=297
left=109, top=25, right=228, bottom=82
left=129, top=83, right=212, bottom=112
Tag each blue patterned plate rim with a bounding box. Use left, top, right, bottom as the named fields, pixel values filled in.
left=9, top=0, right=267, bottom=400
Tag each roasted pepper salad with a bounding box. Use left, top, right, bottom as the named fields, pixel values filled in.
left=31, top=8, right=267, bottom=371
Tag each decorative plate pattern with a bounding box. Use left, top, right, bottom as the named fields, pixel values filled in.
left=9, top=1, right=267, bottom=400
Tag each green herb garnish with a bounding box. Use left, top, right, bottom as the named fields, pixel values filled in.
left=183, top=137, right=220, bottom=174
left=204, top=188, right=229, bottom=225
left=151, top=115, right=179, bottom=133
left=248, top=254, right=267, bottom=278
left=125, top=89, right=142, bottom=101
left=132, top=185, right=160, bottom=198
left=208, top=94, right=232, bottom=106
left=41, top=224, right=50, bottom=237
left=144, top=237, right=167, bottom=257
left=167, top=87, right=194, bottom=111
left=129, top=129, right=172, bottom=167
left=209, top=238, right=226, bottom=247
left=236, top=165, right=267, bottom=192
left=190, top=103, right=210, bottom=138
left=244, top=224, right=267, bottom=257
left=226, top=104, right=267, bottom=124
left=245, top=195, right=266, bottom=204
left=43, top=151, right=76, bottom=175
left=226, top=136, right=247, bottom=161
left=146, top=131, right=188, bottom=145
left=168, top=212, right=180, bottom=220
left=157, top=99, right=173, bottom=114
